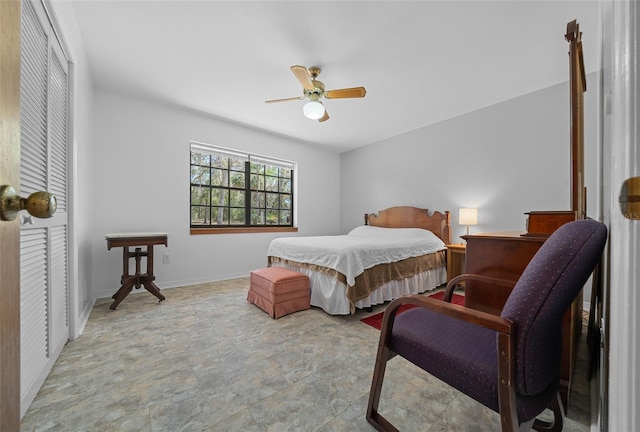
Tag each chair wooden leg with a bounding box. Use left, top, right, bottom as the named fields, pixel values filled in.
left=532, top=393, right=564, bottom=432
left=497, top=333, right=520, bottom=432
left=366, top=343, right=399, bottom=432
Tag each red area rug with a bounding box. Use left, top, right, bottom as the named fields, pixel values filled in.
left=360, top=291, right=465, bottom=330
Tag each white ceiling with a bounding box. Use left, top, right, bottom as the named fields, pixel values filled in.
left=70, top=0, right=599, bottom=153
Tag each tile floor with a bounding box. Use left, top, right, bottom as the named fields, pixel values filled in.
left=21, top=278, right=592, bottom=431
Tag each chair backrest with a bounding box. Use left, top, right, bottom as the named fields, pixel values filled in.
left=501, top=219, right=607, bottom=396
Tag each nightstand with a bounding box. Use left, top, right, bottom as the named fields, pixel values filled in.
left=445, top=243, right=466, bottom=282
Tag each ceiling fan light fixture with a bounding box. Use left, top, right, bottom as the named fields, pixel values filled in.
left=303, top=100, right=325, bottom=120
left=265, top=66, right=366, bottom=122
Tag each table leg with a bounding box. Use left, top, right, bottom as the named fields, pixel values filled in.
left=134, top=247, right=143, bottom=288
left=142, top=280, right=165, bottom=302
left=109, top=242, right=166, bottom=309
left=139, top=244, right=164, bottom=301
left=111, top=246, right=141, bottom=309
left=110, top=280, right=135, bottom=310
left=121, top=246, right=130, bottom=286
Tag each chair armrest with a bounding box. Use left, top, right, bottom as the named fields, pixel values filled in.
left=371, top=292, right=521, bottom=432
left=379, top=293, right=513, bottom=340
left=377, top=292, right=519, bottom=432
left=443, top=273, right=516, bottom=302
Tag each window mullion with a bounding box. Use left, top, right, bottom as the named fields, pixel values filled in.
left=244, top=161, right=251, bottom=226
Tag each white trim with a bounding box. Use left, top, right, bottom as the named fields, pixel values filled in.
left=190, top=140, right=297, bottom=169
left=92, top=273, right=251, bottom=301
left=41, top=0, right=71, bottom=62
left=40, top=0, right=81, bottom=340
left=607, top=0, right=640, bottom=431
left=66, top=62, right=80, bottom=340
left=190, top=141, right=249, bottom=161
left=75, top=297, right=95, bottom=337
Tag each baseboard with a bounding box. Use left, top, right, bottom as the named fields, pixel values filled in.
left=93, top=272, right=252, bottom=301
left=73, top=297, right=96, bottom=339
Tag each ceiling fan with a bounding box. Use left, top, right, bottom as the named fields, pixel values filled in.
left=265, top=65, right=367, bottom=122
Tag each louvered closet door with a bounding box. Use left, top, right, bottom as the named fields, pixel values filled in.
left=19, top=0, right=70, bottom=417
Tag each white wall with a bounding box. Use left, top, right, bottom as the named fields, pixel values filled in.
left=46, top=0, right=96, bottom=338
left=340, top=74, right=599, bottom=243
left=91, top=89, right=341, bottom=299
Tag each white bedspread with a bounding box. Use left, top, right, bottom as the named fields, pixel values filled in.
left=267, top=225, right=446, bottom=286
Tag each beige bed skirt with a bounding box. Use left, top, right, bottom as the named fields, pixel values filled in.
left=268, top=250, right=446, bottom=308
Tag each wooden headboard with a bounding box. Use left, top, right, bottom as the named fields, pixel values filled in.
left=364, top=206, right=451, bottom=244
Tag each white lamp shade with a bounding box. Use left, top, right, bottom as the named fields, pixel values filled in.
left=459, top=208, right=478, bottom=226
left=303, top=101, right=325, bottom=119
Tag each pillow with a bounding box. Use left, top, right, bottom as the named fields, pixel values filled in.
left=348, top=225, right=443, bottom=244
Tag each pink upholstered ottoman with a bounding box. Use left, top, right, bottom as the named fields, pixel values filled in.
left=247, top=267, right=310, bottom=318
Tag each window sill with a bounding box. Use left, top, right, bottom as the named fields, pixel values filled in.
left=190, top=227, right=298, bottom=235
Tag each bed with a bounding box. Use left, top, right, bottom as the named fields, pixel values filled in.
left=267, top=206, right=451, bottom=315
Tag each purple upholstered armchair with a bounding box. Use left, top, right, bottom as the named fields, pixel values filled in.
left=366, top=219, right=607, bottom=432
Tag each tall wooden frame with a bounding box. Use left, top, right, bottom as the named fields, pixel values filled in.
left=565, top=20, right=587, bottom=219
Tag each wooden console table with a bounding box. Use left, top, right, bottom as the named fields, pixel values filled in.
left=462, top=231, right=583, bottom=410
left=105, top=232, right=169, bottom=310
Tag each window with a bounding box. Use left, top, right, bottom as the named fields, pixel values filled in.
left=190, top=142, right=295, bottom=232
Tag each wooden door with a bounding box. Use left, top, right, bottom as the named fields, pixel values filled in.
left=0, top=1, right=23, bottom=430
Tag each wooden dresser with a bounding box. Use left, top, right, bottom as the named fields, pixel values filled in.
left=462, top=231, right=583, bottom=410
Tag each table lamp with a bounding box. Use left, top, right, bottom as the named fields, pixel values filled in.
left=459, top=208, right=478, bottom=237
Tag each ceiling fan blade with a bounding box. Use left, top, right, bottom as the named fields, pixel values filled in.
left=325, top=87, right=367, bottom=99
left=291, top=65, right=315, bottom=90
left=265, top=96, right=304, bottom=104
left=318, top=110, right=329, bottom=122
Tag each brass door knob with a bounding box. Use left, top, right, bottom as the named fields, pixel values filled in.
left=620, top=177, right=640, bottom=220
left=0, top=185, right=57, bottom=221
